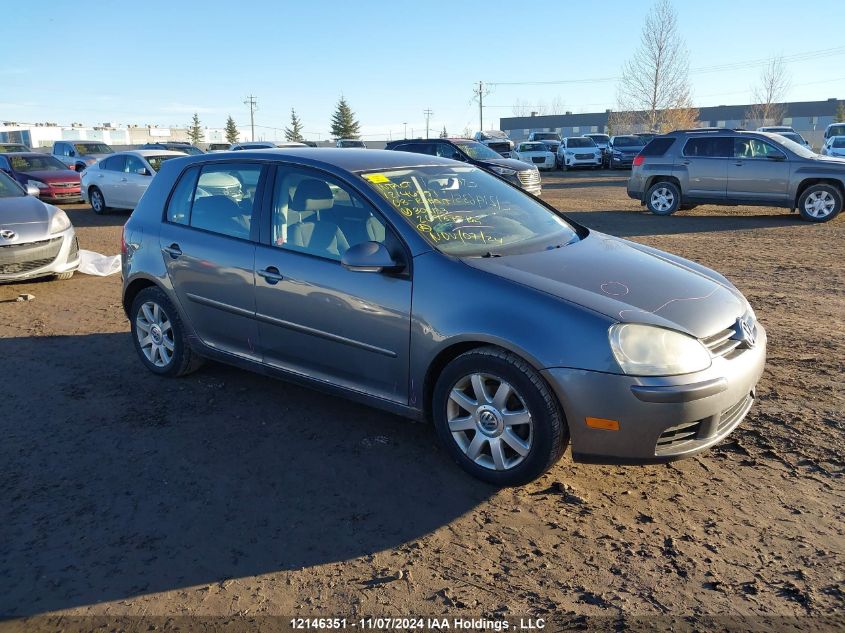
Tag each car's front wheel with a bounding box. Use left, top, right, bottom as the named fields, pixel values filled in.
left=130, top=286, right=204, bottom=377
left=89, top=187, right=108, bottom=215
left=432, top=346, right=568, bottom=486
left=646, top=181, right=681, bottom=215
left=798, top=184, right=842, bottom=223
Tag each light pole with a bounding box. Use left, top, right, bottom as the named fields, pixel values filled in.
left=403, top=122, right=407, bottom=139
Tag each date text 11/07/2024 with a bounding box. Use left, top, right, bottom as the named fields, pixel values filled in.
left=290, top=617, right=547, bottom=631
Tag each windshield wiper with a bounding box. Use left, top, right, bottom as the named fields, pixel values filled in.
left=481, top=251, right=502, bottom=258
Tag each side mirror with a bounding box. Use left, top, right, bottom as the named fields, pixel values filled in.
left=68, top=151, right=75, bottom=157
left=138, top=168, right=151, bottom=176
left=341, top=241, right=400, bottom=273
left=25, top=183, right=40, bottom=197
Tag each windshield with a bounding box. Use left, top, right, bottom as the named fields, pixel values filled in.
left=761, top=133, right=816, bottom=158
left=481, top=131, right=507, bottom=140
left=828, top=125, right=845, bottom=138
left=613, top=136, right=644, bottom=148
left=452, top=140, right=503, bottom=160
left=832, top=138, right=845, bottom=148
left=360, top=166, right=578, bottom=257
left=339, top=140, right=365, bottom=147
left=0, top=144, right=27, bottom=153
left=75, top=143, right=113, bottom=155
left=0, top=170, right=25, bottom=198
left=567, top=138, right=597, bottom=148
left=9, top=155, right=69, bottom=172
left=146, top=154, right=184, bottom=172
left=586, top=134, right=609, bottom=143
left=531, top=133, right=560, bottom=141
left=170, top=145, right=202, bottom=155
left=778, top=133, right=802, bottom=144
left=519, top=143, right=547, bottom=152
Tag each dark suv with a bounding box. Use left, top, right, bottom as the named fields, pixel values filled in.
left=385, top=138, right=541, bottom=196
left=627, top=129, right=845, bottom=223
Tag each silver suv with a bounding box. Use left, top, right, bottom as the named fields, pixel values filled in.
left=627, top=129, right=845, bottom=223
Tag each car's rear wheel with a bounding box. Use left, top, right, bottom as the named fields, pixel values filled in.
left=89, top=187, right=108, bottom=215
left=798, top=184, right=842, bottom=223
left=130, top=286, right=204, bottom=377
left=432, top=346, right=568, bottom=486
left=646, top=181, right=681, bottom=215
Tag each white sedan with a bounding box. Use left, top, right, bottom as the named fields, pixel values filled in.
left=81, top=150, right=186, bottom=214
left=557, top=137, right=602, bottom=170
left=512, top=142, right=556, bottom=171
left=821, top=135, right=845, bottom=158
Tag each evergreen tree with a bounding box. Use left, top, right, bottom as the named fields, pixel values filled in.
left=439, top=125, right=448, bottom=138
left=186, top=112, right=204, bottom=145
left=330, top=96, right=361, bottom=140
left=224, top=115, right=239, bottom=144
left=285, top=108, right=305, bottom=142
left=837, top=100, right=845, bottom=123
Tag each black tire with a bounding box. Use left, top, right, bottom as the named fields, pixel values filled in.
left=89, top=187, right=108, bottom=215
left=130, top=286, right=204, bottom=377
left=53, top=271, right=74, bottom=280
left=797, top=184, right=842, bottom=223
left=432, top=346, right=568, bottom=486
left=645, top=180, right=681, bottom=215
left=75, top=163, right=86, bottom=172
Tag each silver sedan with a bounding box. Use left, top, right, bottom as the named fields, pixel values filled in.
left=0, top=170, right=79, bottom=282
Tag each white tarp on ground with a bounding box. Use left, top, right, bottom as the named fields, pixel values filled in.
left=77, top=250, right=121, bottom=276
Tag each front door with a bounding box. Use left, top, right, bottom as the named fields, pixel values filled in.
left=253, top=164, right=412, bottom=403
left=728, top=138, right=791, bottom=203
left=122, top=154, right=152, bottom=209
left=678, top=136, right=732, bottom=200
left=159, top=161, right=266, bottom=361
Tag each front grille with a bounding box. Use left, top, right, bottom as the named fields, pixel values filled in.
left=517, top=170, right=541, bottom=186
left=49, top=182, right=79, bottom=189
left=702, top=315, right=757, bottom=359
left=575, top=153, right=593, bottom=159
left=655, top=393, right=754, bottom=456
left=0, top=236, right=63, bottom=273
left=531, top=157, right=546, bottom=164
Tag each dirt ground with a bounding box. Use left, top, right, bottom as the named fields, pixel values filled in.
left=1, top=169, right=843, bottom=629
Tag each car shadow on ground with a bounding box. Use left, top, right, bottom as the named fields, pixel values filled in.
left=543, top=174, right=629, bottom=189
left=565, top=209, right=809, bottom=237
left=0, top=333, right=492, bottom=616
left=61, top=204, right=132, bottom=229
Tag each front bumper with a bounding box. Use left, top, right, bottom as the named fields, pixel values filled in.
left=610, top=155, right=636, bottom=167
left=564, top=155, right=602, bottom=168
left=40, top=188, right=83, bottom=203
left=507, top=171, right=542, bottom=197
left=541, top=324, right=767, bottom=461
left=0, top=228, right=80, bottom=282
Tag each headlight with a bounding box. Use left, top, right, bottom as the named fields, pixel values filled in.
left=609, top=323, right=711, bottom=376
left=49, top=209, right=72, bottom=234
left=565, top=151, right=573, bottom=156
left=490, top=166, right=517, bottom=176
left=613, top=151, right=622, bottom=157
left=27, top=179, right=48, bottom=189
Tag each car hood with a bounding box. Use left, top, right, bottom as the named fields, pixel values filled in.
left=0, top=195, right=52, bottom=240
left=612, top=146, right=646, bottom=153
left=814, top=154, right=845, bottom=164
left=463, top=231, right=745, bottom=338
left=479, top=157, right=537, bottom=171
left=21, top=169, right=81, bottom=183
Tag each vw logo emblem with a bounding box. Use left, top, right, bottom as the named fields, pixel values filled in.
left=737, top=317, right=756, bottom=348
left=0, top=229, right=16, bottom=240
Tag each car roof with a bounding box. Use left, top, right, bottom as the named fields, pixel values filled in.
left=173, top=148, right=462, bottom=171
left=59, top=140, right=107, bottom=144
left=117, top=150, right=188, bottom=157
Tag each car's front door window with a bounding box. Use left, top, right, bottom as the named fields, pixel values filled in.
left=270, top=166, right=387, bottom=261
left=734, top=138, right=785, bottom=160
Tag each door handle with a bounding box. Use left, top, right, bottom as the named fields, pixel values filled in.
left=681, top=160, right=690, bottom=165
left=162, top=243, right=182, bottom=258
left=734, top=161, right=743, bottom=166
left=257, top=266, right=284, bottom=284
left=120, top=177, right=128, bottom=182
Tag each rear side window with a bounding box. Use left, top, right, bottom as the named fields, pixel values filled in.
left=181, top=163, right=263, bottom=239
left=101, top=155, right=126, bottom=171
left=166, top=167, right=200, bottom=225
left=641, top=137, right=676, bottom=157
left=682, top=137, right=732, bottom=158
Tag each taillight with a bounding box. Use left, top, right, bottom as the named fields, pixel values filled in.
left=632, top=155, right=645, bottom=167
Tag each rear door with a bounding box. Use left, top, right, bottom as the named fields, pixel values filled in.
left=678, top=136, right=732, bottom=200
left=728, top=137, right=791, bottom=204
left=159, top=161, right=265, bottom=360
left=97, top=155, right=127, bottom=207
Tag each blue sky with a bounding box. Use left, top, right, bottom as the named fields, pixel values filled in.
left=2, top=0, right=844, bottom=140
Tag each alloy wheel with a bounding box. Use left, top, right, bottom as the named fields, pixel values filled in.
left=650, top=187, right=675, bottom=212
left=91, top=190, right=104, bottom=213
left=447, top=373, right=533, bottom=471
left=135, top=301, right=175, bottom=367
left=804, top=191, right=836, bottom=219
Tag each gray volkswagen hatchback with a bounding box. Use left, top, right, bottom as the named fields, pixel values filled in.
left=122, top=149, right=766, bottom=485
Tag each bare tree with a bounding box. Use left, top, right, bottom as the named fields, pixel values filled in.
left=661, top=106, right=700, bottom=132
left=746, top=56, right=790, bottom=128
left=616, top=0, right=694, bottom=133
left=550, top=95, right=566, bottom=115
left=512, top=99, right=532, bottom=117
left=606, top=110, right=638, bottom=136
